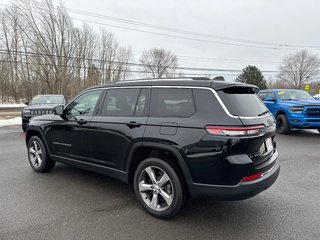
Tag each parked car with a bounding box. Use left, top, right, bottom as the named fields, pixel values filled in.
left=258, top=89, right=320, bottom=134
left=21, top=94, right=66, bottom=131
left=313, top=94, right=320, bottom=100
left=25, top=78, right=279, bottom=218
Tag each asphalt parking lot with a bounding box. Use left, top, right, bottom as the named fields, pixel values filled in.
left=0, top=126, right=319, bottom=240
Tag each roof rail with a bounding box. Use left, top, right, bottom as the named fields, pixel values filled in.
left=191, top=77, right=211, bottom=80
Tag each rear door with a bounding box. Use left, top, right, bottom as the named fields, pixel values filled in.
left=144, top=87, right=199, bottom=148
left=87, top=88, right=150, bottom=170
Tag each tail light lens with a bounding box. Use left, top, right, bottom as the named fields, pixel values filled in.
left=240, top=172, right=262, bottom=182
left=205, top=125, right=264, bottom=137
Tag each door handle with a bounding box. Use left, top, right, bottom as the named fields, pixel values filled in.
left=77, top=119, right=88, bottom=125
left=126, top=121, right=141, bottom=129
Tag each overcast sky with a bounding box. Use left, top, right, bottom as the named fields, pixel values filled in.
left=2, top=0, right=320, bottom=80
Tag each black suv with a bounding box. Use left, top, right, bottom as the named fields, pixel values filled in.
left=25, top=78, right=279, bottom=218
left=22, top=94, right=66, bottom=131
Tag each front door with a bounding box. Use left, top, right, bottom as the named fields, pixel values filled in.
left=88, top=88, right=150, bottom=170
left=46, top=89, right=103, bottom=162
left=264, top=92, right=278, bottom=116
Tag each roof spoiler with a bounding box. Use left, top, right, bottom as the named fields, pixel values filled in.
left=213, top=76, right=225, bottom=81
left=213, top=83, right=259, bottom=92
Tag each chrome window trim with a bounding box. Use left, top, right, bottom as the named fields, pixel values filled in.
left=74, top=85, right=272, bottom=120
left=64, top=88, right=104, bottom=112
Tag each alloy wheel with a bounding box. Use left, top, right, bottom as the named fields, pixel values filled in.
left=138, top=166, right=174, bottom=212
left=29, top=140, right=43, bottom=168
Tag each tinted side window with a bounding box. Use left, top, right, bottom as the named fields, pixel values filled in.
left=266, top=92, right=276, bottom=100
left=134, top=89, right=150, bottom=117
left=65, top=90, right=102, bottom=117
left=258, top=92, right=267, bottom=100
left=101, top=88, right=140, bottom=117
left=150, top=88, right=195, bottom=117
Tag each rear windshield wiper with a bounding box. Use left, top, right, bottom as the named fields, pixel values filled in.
left=258, top=110, right=270, bottom=116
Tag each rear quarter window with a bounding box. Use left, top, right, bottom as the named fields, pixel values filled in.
left=217, top=87, right=268, bottom=117
left=150, top=88, right=195, bottom=118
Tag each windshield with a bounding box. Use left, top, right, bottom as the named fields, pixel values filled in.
left=277, top=90, right=314, bottom=101
left=31, top=95, right=65, bottom=105
left=217, top=87, right=269, bottom=117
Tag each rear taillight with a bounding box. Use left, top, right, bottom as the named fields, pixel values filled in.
left=205, top=125, right=264, bottom=137
left=240, top=172, right=263, bottom=183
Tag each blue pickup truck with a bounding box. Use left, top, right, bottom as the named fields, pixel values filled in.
left=258, top=89, right=320, bottom=134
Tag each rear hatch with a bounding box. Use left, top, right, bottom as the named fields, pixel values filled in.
left=215, top=85, right=277, bottom=170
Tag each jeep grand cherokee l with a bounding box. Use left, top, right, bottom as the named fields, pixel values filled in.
left=25, top=78, right=280, bottom=218
left=22, top=94, right=66, bottom=131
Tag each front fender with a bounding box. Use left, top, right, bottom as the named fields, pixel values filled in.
left=25, top=126, right=52, bottom=156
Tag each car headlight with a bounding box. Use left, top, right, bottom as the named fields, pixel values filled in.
left=289, top=107, right=304, bottom=113
left=23, top=109, right=31, bottom=115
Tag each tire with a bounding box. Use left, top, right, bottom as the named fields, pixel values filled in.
left=276, top=114, right=290, bottom=134
left=27, top=136, right=55, bottom=173
left=133, top=158, right=185, bottom=219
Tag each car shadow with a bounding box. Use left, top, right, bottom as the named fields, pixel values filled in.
left=46, top=163, right=279, bottom=227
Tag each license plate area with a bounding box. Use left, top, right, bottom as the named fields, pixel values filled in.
left=260, top=138, right=273, bottom=155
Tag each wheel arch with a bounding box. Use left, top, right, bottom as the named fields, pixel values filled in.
left=126, top=142, right=193, bottom=188
left=25, top=127, right=52, bottom=155
left=276, top=110, right=286, bottom=117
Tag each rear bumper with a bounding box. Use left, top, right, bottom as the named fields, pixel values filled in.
left=188, top=161, right=280, bottom=200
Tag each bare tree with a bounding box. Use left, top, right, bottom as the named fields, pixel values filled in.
left=97, top=30, right=133, bottom=83
left=0, top=0, right=136, bottom=102
left=278, top=50, right=320, bottom=89
left=139, top=48, right=178, bottom=78
left=17, top=0, right=77, bottom=95
left=0, top=5, right=25, bottom=102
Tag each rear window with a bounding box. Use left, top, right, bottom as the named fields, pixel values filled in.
left=217, top=87, right=268, bottom=117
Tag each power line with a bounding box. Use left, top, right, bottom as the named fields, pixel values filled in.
left=0, top=59, right=276, bottom=77
left=0, top=49, right=280, bottom=73
left=0, top=59, right=247, bottom=77
left=0, top=3, right=282, bottom=63
left=70, top=17, right=297, bottom=51
left=0, top=2, right=294, bottom=67
left=131, top=51, right=281, bottom=65
left=0, top=2, right=314, bottom=51
left=24, top=1, right=320, bottom=50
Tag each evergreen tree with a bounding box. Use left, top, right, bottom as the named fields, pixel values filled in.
left=236, top=65, right=267, bottom=89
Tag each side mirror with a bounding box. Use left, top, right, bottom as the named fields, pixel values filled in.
left=265, top=96, right=276, bottom=102
left=53, top=105, right=64, bottom=115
